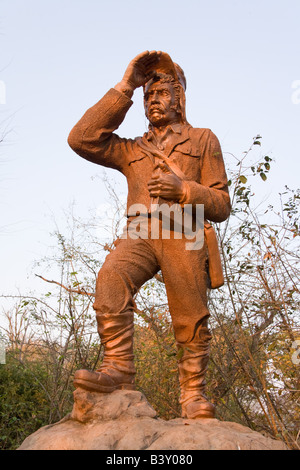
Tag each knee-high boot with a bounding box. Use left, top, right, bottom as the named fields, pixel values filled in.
left=73, top=311, right=136, bottom=393
left=177, top=341, right=215, bottom=419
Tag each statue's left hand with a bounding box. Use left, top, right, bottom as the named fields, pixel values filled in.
left=148, top=163, right=186, bottom=202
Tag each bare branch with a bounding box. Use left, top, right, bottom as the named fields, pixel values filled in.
left=35, top=274, right=95, bottom=297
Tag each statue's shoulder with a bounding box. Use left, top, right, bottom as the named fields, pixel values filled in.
left=188, top=126, right=213, bottom=142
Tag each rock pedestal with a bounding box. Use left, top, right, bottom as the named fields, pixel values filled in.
left=18, top=389, right=288, bottom=450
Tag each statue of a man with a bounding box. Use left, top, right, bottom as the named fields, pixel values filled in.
left=68, top=51, right=231, bottom=419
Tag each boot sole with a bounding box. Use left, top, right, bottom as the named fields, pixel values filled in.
left=182, top=410, right=215, bottom=419
left=73, top=378, right=136, bottom=393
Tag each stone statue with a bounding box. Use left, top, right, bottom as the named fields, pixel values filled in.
left=68, top=51, right=231, bottom=419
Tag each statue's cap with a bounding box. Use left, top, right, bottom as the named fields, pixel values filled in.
left=147, top=52, right=186, bottom=91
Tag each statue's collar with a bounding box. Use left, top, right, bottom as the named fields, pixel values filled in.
left=140, top=123, right=191, bottom=158
left=146, top=122, right=184, bottom=142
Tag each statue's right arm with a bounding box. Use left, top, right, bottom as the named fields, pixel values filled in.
left=68, top=51, right=161, bottom=171
left=67, top=88, right=133, bottom=172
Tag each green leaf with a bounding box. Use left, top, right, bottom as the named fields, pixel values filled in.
left=260, top=172, right=267, bottom=181
left=239, top=175, right=247, bottom=184
left=253, top=140, right=261, bottom=146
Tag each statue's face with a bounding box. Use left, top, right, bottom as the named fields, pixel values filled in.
left=144, top=81, right=179, bottom=127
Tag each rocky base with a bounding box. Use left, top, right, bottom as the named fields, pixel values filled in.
left=18, top=389, right=288, bottom=450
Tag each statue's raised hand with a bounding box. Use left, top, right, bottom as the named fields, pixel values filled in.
left=121, top=51, right=161, bottom=91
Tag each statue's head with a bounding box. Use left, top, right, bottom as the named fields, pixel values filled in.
left=143, top=53, right=187, bottom=127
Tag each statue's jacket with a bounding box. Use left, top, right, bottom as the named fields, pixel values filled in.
left=68, top=88, right=231, bottom=287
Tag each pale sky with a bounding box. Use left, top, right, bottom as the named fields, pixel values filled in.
left=0, top=0, right=299, bottom=304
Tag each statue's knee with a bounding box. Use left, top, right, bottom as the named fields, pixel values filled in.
left=93, top=264, right=133, bottom=313
left=96, top=263, right=115, bottom=286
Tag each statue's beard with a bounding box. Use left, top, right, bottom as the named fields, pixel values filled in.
left=146, top=103, right=182, bottom=125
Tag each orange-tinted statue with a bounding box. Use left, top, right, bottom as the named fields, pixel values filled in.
left=68, top=51, right=231, bottom=419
